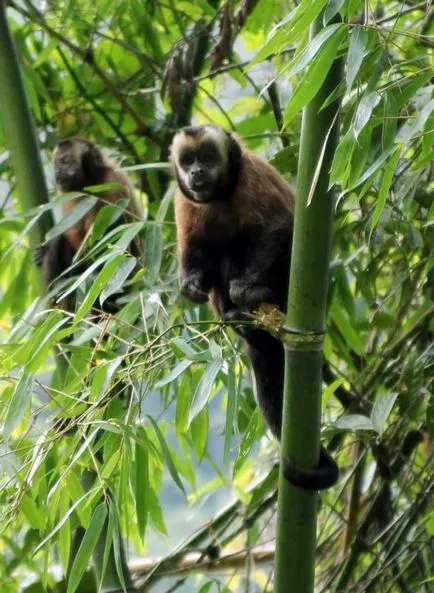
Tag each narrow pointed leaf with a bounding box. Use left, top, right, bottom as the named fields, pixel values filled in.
left=284, top=27, right=345, bottom=126
left=45, top=197, right=97, bottom=241
left=371, top=392, right=398, bottom=435
left=188, top=359, right=222, bottom=425
left=67, top=503, right=108, bottom=593
left=4, top=373, right=33, bottom=439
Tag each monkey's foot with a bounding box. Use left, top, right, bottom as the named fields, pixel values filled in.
left=33, top=245, right=47, bottom=267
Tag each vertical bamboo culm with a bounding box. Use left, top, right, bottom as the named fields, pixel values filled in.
left=273, top=15, right=343, bottom=593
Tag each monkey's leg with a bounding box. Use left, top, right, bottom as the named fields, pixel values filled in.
left=34, top=234, right=75, bottom=285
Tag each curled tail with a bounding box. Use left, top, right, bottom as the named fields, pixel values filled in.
left=247, top=331, right=338, bottom=490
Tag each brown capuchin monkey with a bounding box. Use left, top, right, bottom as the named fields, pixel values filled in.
left=35, top=137, right=143, bottom=305
left=171, top=124, right=338, bottom=490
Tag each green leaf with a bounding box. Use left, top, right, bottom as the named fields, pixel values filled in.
left=35, top=489, right=96, bottom=553
left=169, top=337, right=209, bottom=362
left=155, top=359, right=192, bottom=389
left=349, top=144, right=395, bottom=190
left=249, top=0, right=328, bottom=67
left=98, top=501, right=115, bottom=592
left=89, top=359, right=122, bottom=402
left=284, top=26, right=345, bottom=126
left=323, top=0, right=346, bottom=24
left=135, top=426, right=149, bottom=540
left=20, top=493, right=45, bottom=530
left=99, top=257, right=136, bottom=305
left=370, top=148, right=401, bottom=235
left=332, top=306, right=365, bottom=355
left=333, top=414, right=375, bottom=431
left=3, top=373, right=33, bottom=439
left=224, top=365, right=237, bottom=464
left=74, top=254, right=127, bottom=322
left=144, top=222, right=162, bottom=279
left=322, top=378, right=344, bottom=406
left=399, top=98, right=434, bottom=144
left=353, top=92, right=381, bottom=139
left=191, top=406, right=209, bottom=461
left=188, top=359, right=222, bottom=426
left=371, top=392, right=398, bottom=435
left=45, top=197, right=97, bottom=241
left=284, top=23, right=344, bottom=80
left=233, top=409, right=260, bottom=476
left=67, top=503, right=107, bottom=593
left=147, top=416, right=186, bottom=496
left=346, top=26, right=369, bottom=90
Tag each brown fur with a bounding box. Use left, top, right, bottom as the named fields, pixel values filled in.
left=38, top=138, right=143, bottom=290
left=61, top=160, right=141, bottom=252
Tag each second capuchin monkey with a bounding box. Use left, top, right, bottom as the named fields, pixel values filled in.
left=171, top=124, right=338, bottom=490
left=35, top=137, right=143, bottom=304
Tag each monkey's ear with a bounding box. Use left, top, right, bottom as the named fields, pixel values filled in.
left=227, top=134, right=243, bottom=168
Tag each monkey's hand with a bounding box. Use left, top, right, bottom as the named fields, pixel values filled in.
left=229, top=278, right=274, bottom=310
left=33, top=244, right=47, bottom=267
left=180, top=271, right=209, bottom=304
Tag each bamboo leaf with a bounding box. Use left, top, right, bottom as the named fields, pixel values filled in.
left=67, top=503, right=108, bottom=593
left=45, top=197, right=97, bottom=241
left=99, top=257, right=136, bottom=305
left=3, top=373, right=33, bottom=439
left=286, top=23, right=344, bottom=80
left=155, top=359, right=192, bottom=389
left=323, top=0, right=346, bottom=24
left=233, top=409, right=260, bottom=476
left=74, top=254, right=127, bottom=322
left=191, top=406, right=209, bottom=461
left=353, top=92, right=381, bottom=139
left=20, top=493, right=45, bottom=530
left=284, top=27, right=345, bottom=126
left=224, top=365, right=237, bottom=464
left=35, top=489, right=96, bottom=553
left=398, top=98, right=434, bottom=144
left=146, top=415, right=186, bottom=495
left=332, top=306, right=365, bottom=355
left=188, top=359, right=222, bottom=426
left=370, top=148, right=401, bottom=234
left=144, top=222, right=162, bottom=279
left=334, top=414, right=375, bottom=431
left=346, top=26, right=369, bottom=90
left=371, top=392, right=398, bottom=435
left=135, top=426, right=149, bottom=540
left=249, top=0, right=329, bottom=67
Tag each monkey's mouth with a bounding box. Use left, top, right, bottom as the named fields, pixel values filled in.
left=191, top=179, right=211, bottom=192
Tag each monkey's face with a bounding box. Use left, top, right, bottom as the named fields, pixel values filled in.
left=54, top=137, right=104, bottom=191
left=171, top=126, right=231, bottom=203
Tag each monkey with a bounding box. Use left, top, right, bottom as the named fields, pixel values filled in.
left=171, top=124, right=338, bottom=490
left=35, top=137, right=143, bottom=305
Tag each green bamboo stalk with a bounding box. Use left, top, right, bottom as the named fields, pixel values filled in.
left=0, top=4, right=52, bottom=254
left=273, top=15, right=343, bottom=593
left=0, top=6, right=134, bottom=591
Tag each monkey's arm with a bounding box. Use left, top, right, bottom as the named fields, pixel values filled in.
left=179, top=240, right=218, bottom=304
left=34, top=234, right=75, bottom=285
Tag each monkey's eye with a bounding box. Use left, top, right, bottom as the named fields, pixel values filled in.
left=201, top=151, right=214, bottom=165
left=180, top=151, right=195, bottom=167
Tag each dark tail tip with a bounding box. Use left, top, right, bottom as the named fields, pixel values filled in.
left=282, top=446, right=339, bottom=490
